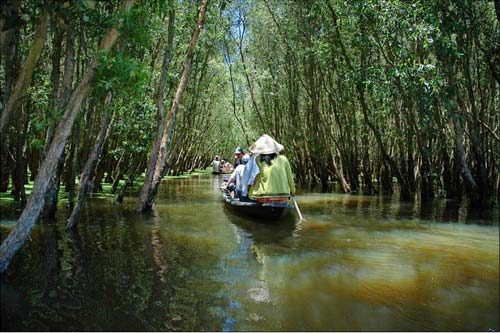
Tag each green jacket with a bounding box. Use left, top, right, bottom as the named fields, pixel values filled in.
left=249, top=155, right=296, bottom=199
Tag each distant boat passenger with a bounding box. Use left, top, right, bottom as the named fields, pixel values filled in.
left=221, top=159, right=233, bottom=174
left=212, top=156, right=221, bottom=174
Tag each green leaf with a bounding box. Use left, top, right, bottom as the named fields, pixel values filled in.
left=82, top=0, right=95, bottom=9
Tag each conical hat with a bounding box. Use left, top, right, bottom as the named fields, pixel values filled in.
left=249, top=134, right=284, bottom=154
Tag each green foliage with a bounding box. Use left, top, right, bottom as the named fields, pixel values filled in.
left=119, top=7, right=153, bottom=49
left=3, top=0, right=497, bottom=205
left=96, top=52, right=148, bottom=97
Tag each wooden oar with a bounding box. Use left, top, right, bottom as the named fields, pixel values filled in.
left=291, top=196, right=305, bottom=221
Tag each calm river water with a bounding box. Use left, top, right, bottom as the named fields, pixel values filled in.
left=1, top=174, right=499, bottom=331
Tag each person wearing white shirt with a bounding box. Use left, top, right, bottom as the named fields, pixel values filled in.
left=226, top=154, right=250, bottom=198
left=211, top=156, right=221, bottom=174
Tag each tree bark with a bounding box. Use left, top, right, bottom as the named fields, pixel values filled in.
left=1, top=0, right=20, bottom=111
left=138, top=1, right=176, bottom=211
left=44, top=26, right=76, bottom=217
left=42, top=26, right=64, bottom=158
left=452, top=115, right=478, bottom=195
left=66, top=93, right=113, bottom=229
left=0, top=11, right=49, bottom=135
left=11, top=107, right=27, bottom=203
left=0, top=2, right=20, bottom=195
left=138, top=0, right=208, bottom=211
left=0, top=0, right=134, bottom=273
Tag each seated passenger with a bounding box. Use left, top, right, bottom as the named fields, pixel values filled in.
left=226, top=154, right=250, bottom=198
left=248, top=134, right=295, bottom=203
left=233, top=146, right=245, bottom=168
left=222, top=160, right=233, bottom=174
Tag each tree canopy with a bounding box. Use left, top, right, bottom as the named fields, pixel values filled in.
left=0, top=0, right=499, bottom=270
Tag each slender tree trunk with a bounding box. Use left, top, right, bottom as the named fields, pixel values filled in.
left=452, top=114, right=478, bottom=200
left=236, top=9, right=267, bottom=132
left=66, top=93, right=113, bottom=229
left=116, top=159, right=143, bottom=203
left=68, top=123, right=81, bottom=205
left=1, top=1, right=19, bottom=111
left=361, top=132, right=376, bottom=195
left=44, top=27, right=76, bottom=217
left=328, top=3, right=410, bottom=198
left=332, top=150, right=351, bottom=193
left=0, top=1, right=19, bottom=52
left=12, top=108, right=26, bottom=203
left=138, top=0, right=208, bottom=211
left=0, top=2, right=19, bottom=195
left=224, top=43, right=250, bottom=146
left=0, top=11, right=49, bottom=135
left=138, top=2, right=175, bottom=211
left=43, top=26, right=64, bottom=158
left=0, top=0, right=134, bottom=273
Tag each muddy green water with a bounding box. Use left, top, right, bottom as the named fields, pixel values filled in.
left=1, top=174, right=499, bottom=331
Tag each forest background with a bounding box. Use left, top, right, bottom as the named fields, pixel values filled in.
left=0, top=0, right=499, bottom=270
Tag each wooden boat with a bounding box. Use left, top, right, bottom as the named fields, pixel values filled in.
left=222, top=190, right=293, bottom=221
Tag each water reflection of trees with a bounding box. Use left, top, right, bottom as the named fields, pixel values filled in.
left=299, top=192, right=497, bottom=225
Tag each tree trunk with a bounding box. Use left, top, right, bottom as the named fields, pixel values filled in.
left=138, top=0, right=208, bottom=211
left=11, top=108, right=26, bottom=203
left=138, top=1, right=176, bottom=211
left=328, top=3, right=410, bottom=199
left=361, top=131, right=376, bottom=195
left=43, top=26, right=76, bottom=216
left=0, top=0, right=134, bottom=273
left=452, top=115, right=478, bottom=202
left=332, top=149, right=351, bottom=193
left=0, top=11, right=49, bottom=135
left=42, top=26, right=64, bottom=158
left=1, top=0, right=20, bottom=111
left=0, top=2, right=19, bottom=195
left=66, top=93, right=113, bottom=229
left=68, top=125, right=80, bottom=205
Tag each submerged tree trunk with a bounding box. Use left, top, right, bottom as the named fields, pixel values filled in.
left=11, top=108, right=27, bottom=203
left=65, top=122, right=79, bottom=206
left=138, top=1, right=176, bottom=211
left=66, top=93, right=113, bottom=229
left=44, top=27, right=76, bottom=217
left=0, top=0, right=134, bottom=273
left=452, top=114, right=478, bottom=201
left=332, top=149, right=351, bottom=193
left=138, top=0, right=208, bottom=212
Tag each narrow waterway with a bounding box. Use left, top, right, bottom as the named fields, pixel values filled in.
left=1, top=174, right=499, bottom=331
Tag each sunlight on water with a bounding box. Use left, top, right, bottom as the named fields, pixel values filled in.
left=1, top=174, right=498, bottom=331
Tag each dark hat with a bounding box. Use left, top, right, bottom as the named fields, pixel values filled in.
left=234, top=146, right=244, bottom=154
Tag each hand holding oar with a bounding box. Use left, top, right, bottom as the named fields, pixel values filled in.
left=291, top=196, right=305, bottom=221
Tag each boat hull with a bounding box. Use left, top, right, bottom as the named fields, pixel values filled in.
left=222, top=192, right=292, bottom=221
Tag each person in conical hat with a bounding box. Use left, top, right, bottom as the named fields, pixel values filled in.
left=247, top=134, right=295, bottom=202
left=248, top=134, right=284, bottom=154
